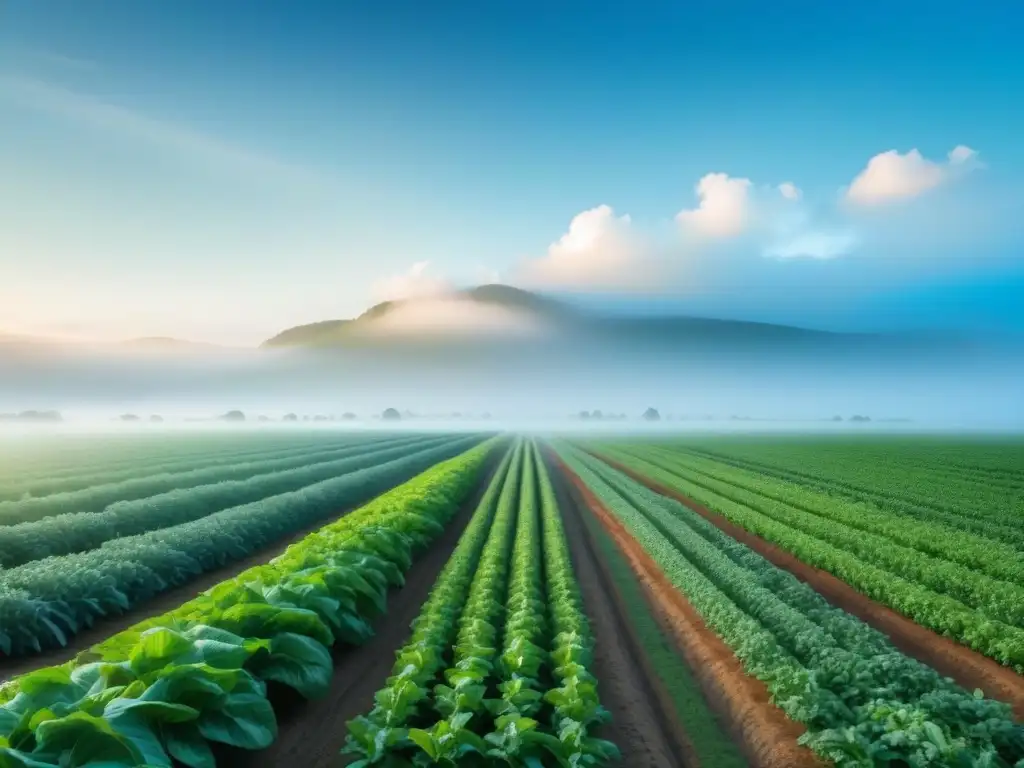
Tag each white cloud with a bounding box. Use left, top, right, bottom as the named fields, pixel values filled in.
left=517, top=205, right=659, bottom=289
left=513, top=144, right=990, bottom=292
left=778, top=182, right=802, bottom=200
left=372, top=261, right=453, bottom=302
left=845, top=145, right=979, bottom=206
left=675, top=173, right=752, bottom=238
left=948, top=145, right=977, bottom=165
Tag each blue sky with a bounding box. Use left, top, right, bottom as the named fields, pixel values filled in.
left=1, top=0, right=1023, bottom=345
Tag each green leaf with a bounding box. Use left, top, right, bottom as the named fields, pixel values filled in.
left=14, top=668, right=73, bottom=696
left=104, top=711, right=173, bottom=768
left=34, top=712, right=142, bottom=766
left=216, top=604, right=334, bottom=647
left=197, top=692, right=276, bottom=749
left=0, top=745, right=59, bottom=768
left=248, top=633, right=333, bottom=699
left=129, top=628, right=193, bottom=677
left=407, top=728, right=438, bottom=760
left=104, top=698, right=199, bottom=725
left=162, top=721, right=216, bottom=768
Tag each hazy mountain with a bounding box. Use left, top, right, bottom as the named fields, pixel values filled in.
left=2, top=286, right=1020, bottom=428
left=261, top=285, right=573, bottom=347
left=256, top=284, right=977, bottom=368
left=260, top=284, right=851, bottom=349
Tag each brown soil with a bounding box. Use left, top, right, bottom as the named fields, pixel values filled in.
left=222, top=454, right=504, bottom=768
left=595, top=452, right=1024, bottom=721
left=553, top=455, right=824, bottom=768
left=543, top=452, right=695, bottom=768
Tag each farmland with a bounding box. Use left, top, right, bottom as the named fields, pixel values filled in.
left=1, top=431, right=1022, bottom=767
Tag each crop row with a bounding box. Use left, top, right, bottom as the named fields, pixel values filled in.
left=592, top=443, right=1024, bottom=670
left=0, top=434, right=455, bottom=568
left=556, top=443, right=1024, bottom=767
left=678, top=440, right=1024, bottom=526
left=0, top=431, right=364, bottom=488
left=0, top=433, right=441, bottom=526
left=344, top=440, right=617, bottom=766
left=606, top=444, right=1024, bottom=600
left=738, top=439, right=1024, bottom=494
left=0, top=432, right=396, bottom=503
left=0, top=435, right=482, bottom=658
left=0, top=437, right=502, bottom=768
left=679, top=444, right=1024, bottom=551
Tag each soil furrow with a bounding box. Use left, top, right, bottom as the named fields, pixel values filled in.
left=593, top=451, right=1024, bottom=720
left=543, top=450, right=694, bottom=768
left=553, top=454, right=823, bottom=768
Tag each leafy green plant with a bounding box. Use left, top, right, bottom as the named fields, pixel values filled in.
left=556, top=442, right=1024, bottom=768
left=0, top=432, right=437, bottom=529
left=0, top=435, right=482, bottom=657
left=342, top=440, right=523, bottom=765
left=0, top=437, right=502, bottom=767
left=345, top=440, right=619, bottom=767
left=593, top=443, right=1024, bottom=670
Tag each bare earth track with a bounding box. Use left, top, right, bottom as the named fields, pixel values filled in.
left=594, top=452, right=1024, bottom=721
left=553, top=454, right=823, bottom=768
left=543, top=452, right=695, bottom=768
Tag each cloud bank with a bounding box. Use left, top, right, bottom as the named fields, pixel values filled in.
left=845, top=145, right=979, bottom=206
left=503, top=143, right=986, bottom=290
left=675, top=173, right=752, bottom=238
left=516, top=205, right=661, bottom=290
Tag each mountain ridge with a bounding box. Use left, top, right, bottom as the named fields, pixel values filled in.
left=259, top=283, right=840, bottom=349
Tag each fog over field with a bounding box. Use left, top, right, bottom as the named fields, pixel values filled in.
left=3, top=291, right=1021, bottom=430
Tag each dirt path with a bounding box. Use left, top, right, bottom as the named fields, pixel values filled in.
left=594, top=452, right=1024, bottom=721
left=543, top=452, right=695, bottom=768
left=553, top=455, right=823, bottom=768
left=222, top=454, right=503, bottom=768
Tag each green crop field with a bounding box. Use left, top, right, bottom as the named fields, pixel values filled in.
left=1, top=431, right=1022, bottom=767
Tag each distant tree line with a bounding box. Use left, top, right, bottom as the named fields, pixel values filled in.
left=0, top=410, right=63, bottom=423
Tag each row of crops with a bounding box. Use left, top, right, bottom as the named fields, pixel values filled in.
left=554, top=442, right=1024, bottom=767
left=675, top=444, right=1024, bottom=551
left=0, top=432, right=400, bottom=498
left=0, top=433, right=455, bottom=563
left=0, top=434, right=482, bottom=658
left=0, top=433, right=442, bottom=525
left=344, top=439, right=618, bottom=766
left=583, top=441, right=1024, bottom=671
left=0, top=437, right=501, bottom=767
left=661, top=437, right=1024, bottom=529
